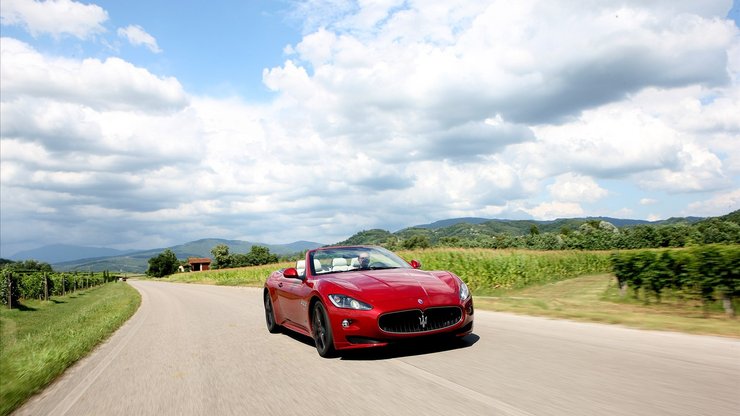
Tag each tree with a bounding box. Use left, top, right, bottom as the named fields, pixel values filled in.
left=211, top=244, right=231, bottom=269
left=244, top=245, right=279, bottom=266
left=401, top=235, right=430, bottom=249
left=147, top=249, right=179, bottom=277
left=1, top=259, right=52, bottom=273
left=529, top=224, right=540, bottom=236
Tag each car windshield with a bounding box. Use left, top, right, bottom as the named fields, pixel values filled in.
left=310, top=246, right=411, bottom=275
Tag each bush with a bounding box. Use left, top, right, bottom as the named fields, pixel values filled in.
left=0, top=272, right=20, bottom=307
left=147, top=249, right=179, bottom=277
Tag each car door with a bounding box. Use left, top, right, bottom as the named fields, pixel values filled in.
left=275, top=273, right=311, bottom=330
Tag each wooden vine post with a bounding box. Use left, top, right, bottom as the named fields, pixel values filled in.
left=6, top=272, right=11, bottom=309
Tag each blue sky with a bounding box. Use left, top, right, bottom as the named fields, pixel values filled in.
left=1, top=1, right=301, bottom=99
left=1, top=0, right=739, bottom=255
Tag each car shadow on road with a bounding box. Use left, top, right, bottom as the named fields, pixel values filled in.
left=340, top=334, right=480, bottom=361
left=277, top=330, right=480, bottom=360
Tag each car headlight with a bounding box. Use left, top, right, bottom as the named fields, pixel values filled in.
left=459, top=281, right=470, bottom=301
left=328, top=294, right=372, bottom=310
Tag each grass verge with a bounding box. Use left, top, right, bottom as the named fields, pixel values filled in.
left=0, top=282, right=141, bottom=416
left=475, top=274, right=740, bottom=338
left=159, top=261, right=292, bottom=286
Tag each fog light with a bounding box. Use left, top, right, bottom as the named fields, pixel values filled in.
left=342, top=319, right=351, bottom=328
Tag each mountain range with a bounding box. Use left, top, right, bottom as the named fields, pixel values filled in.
left=9, top=239, right=323, bottom=273
left=336, top=215, right=708, bottom=246
left=409, top=215, right=704, bottom=231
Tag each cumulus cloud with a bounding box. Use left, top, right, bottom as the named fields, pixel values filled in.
left=1, top=38, right=188, bottom=111
left=687, top=188, right=740, bottom=216
left=0, top=39, right=203, bottom=252
left=526, top=201, right=585, bottom=220
left=2, top=0, right=739, bottom=255
left=117, top=24, right=162, bottom=53
left=524, top=90, right=735, bottom=191
left=274, top=0, right=736, bottom=129
left=548, top=173, right=608, bottom=203
left=0, top=0, right=108, bottom=39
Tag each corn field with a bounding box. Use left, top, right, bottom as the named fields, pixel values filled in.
left=399, top=248, right=612, bottom=294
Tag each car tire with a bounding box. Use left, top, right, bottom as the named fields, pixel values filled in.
left=264, top=292, right=280, bottom=334
left=312, top=302, right=335, bottom=358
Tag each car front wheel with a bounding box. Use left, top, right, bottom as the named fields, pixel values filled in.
left=264, top=292, right=280, bottom=333
left=312, top=302, right=335, bottom=358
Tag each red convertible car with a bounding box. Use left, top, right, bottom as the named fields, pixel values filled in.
left=263, top=245, right=474, bottom=357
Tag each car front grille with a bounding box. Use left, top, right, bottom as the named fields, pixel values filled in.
left=378, top=306, right=462, bottom=334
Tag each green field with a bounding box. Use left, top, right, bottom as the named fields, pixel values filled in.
left=0, top=282, right=141, bottom=416
left=400, top=248, right=612, bottom=294
left=477, top=273, right=740, bottom=338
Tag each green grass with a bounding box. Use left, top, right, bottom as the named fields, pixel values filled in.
left=159, top=261, right=293, bottom=286
left=0, top=282, right=141, bottom=416
left=475, top=274, right=740, bottom=338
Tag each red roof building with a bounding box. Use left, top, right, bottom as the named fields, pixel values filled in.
left=188, top=257, right=211, bottom=272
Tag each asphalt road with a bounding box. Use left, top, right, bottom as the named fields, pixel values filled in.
left=15, top=280, right=740, bottom=416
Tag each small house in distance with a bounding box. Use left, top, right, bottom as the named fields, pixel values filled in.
left=188, top=257, right=211, bottom=272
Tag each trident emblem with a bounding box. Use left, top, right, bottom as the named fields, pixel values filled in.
left=419, top=312, right=428, bottom=329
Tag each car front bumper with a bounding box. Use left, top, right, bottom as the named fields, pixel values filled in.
left=327, top=297, right=474, bottom=351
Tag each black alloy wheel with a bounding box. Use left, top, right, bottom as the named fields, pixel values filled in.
left=312, top=302, right=335, bottom=358
left=264, top=292, right=280, bottom=333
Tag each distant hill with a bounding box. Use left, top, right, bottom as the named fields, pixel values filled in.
left=9, top=244, right=136, bottom=264
left=337, top=215, right=708, bottom=246
left=408, top=216, right=693, bottom=231
left=715, top=210, right=740, bottom=225
left=411, top=217, right=493, bottom=229
left=44, top=239, right=323, bottom=273
left=337, top=229, right=395, bottom=246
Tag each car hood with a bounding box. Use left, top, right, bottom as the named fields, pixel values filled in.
left=323, top=268, right=459, bottom=307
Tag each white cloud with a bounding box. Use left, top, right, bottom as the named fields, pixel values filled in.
left=647, top=213, right=662, bottom=222
left=548, top=173, right=608, bottom=203
left=117, top=24, right=162, bottom=53
left=636, top=142, right=728, bottom=192
left=640, top=198, right=658, bottom=205
left=0, top=0, right=107, bottom=39
left=524, top=88, right=736, bottom=193
left=687, top=188, right=740, bottom=216
left=1, top=38, right=187, bottom=111
left=526, top=201, right=585, bottom=220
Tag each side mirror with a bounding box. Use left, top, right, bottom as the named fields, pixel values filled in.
left=283, top=267, right=302, bottom=279
left=409, top=260, right=422, bottom=269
